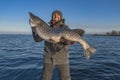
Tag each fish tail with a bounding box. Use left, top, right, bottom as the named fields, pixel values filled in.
left=88, top=47, right=96, bottom=54
left=84, top=49, right=91, bottom=59
left=84, top=47, right=96, bottom=59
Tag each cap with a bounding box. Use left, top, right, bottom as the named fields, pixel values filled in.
left=51, top=10, right=63, bottom=19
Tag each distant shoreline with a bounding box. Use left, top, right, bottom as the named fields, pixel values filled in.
left=92, top=34, right=120, bottom=36
left=92, top=30, right=120, bottom=36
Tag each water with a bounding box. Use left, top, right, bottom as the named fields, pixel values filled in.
left=0, top=34, right=120, bottom=80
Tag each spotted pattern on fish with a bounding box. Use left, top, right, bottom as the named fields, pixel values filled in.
left=29, top=12, right=96, bottom=59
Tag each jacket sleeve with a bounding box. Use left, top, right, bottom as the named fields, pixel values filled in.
left=31, top=27, right=43, bottom=42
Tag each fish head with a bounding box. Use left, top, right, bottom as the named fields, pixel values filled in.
left=29, top=12, right=42, bottom=27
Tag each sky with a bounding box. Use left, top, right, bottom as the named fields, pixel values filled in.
left=0, top=0, right=120, bottom=34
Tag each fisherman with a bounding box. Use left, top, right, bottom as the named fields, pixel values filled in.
left=31, top=10, right=84, bottom=80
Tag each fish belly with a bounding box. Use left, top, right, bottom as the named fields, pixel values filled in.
left=36, top=27, right=61, bottom=43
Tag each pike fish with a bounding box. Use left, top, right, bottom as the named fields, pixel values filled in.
left=29, top=12, right=96, bottom=59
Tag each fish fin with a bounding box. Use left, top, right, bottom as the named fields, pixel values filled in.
left=84, top=49, right=91, bottom=59
left=84, top=47, right=96, bottom=59
left=88, top=47, right=96, bottom=54
left=72, top=29, right=85, bottom=36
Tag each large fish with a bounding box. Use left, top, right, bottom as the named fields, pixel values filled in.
left=29, top=12, right=96, bottom=59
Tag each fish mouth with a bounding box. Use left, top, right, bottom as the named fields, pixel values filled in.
left=29, top=12, right=38, bottom=27
left=29, top=12, right=35, bottom=20
left=29, top=12, right=41, bottom=22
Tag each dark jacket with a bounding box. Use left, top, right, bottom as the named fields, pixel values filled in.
left=32, top=20, right=70, bottom=64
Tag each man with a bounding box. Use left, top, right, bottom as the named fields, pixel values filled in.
left=31, top=10, right=84, bottom=80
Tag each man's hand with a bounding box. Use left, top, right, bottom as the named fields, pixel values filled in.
left=64, top=40, right=75, bottom=45
left=59, top=37, right=75, bottom=45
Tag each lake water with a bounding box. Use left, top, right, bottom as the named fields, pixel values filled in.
left=0, top=34, right=120, bottom=80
